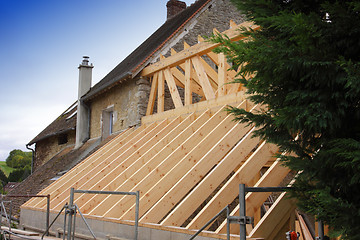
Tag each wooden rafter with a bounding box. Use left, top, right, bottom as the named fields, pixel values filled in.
left=141, top=21, right=259, bottom=116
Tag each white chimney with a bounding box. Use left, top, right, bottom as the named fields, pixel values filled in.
left=75, top=56, right=93, bottom=148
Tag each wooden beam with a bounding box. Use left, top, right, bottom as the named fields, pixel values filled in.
left=185, top=59, right=192, bottom=105
left=170, top=66, right=204, bottom=97
left=191, top=55, right=216, bottom=100
left=184, top=41, right=191, bottom=49
left=249, top=192, right=297, bottom=239
left=146, top=73, right=158, bottom=115
left=164, top=67, right=183, bottom=108
left=141, top=21, right=259, bottom=76
left=297, top=212, right=314, bottom=240
left=187, top=140, right=278, bottom=230
left=216, top=157, right=292, bottom=234
left=157, top=70, right=165, bottom=113
left=218, top=53, right=226, bottom=96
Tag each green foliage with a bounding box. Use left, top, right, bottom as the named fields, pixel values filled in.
left=6, top=149, right=32, bottom=169
left=7, top=165, right=31, bottom=183
left=212, top=0, right=360, bottom=239
left=0, top=169, right=7, bottom=187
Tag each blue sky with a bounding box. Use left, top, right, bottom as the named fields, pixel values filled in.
left=0, top=0, right=196, bottom=161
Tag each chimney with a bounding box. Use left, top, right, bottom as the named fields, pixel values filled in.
left=75, top=56, right=93, bottom=148
left=167, top=0, right=187, bottom=19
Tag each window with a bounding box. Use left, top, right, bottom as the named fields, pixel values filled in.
left=58, top=133, right=68, bottom=145
left=102, top=107, right=114, bottom=140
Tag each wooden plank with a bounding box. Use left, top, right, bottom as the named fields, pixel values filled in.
left=187, top=140, right=278, bottom=230
left=198, top=55, right=218, bottom=87
left=218, top=53, right=226, bottom=96
left=74, top=117, right=183, bottom=210
left=296, top=220, right=305, bottom=240
left=296, top=212, right=314, bottom=240
left=216, top=157, right=292, bottom=234
left=249, top=192, right=297, bottom=239
left=192, top=55, right=216, bottom=100
left=164, top=68, right=183, bottom=108
left=43, top=122, right=159, bottom=211
left=120, top=103, right=243, bottom=221
left=157, top=70, right=165, bottom=113
left=30, top=126, right=144, bottom=209
left=141, top=21, right=259, bottom=76
left=141, top=120, right=256, bottom=224
left=101, top=104, right=235, bottom=219
left=170, top=66, right=204, bottom=97
left=161, top=127, right=262, bottom=227
left=185, top=59, right=192, bottom=105
left=86, top=109, right=214, bottom=216
left=146, top=73, right=158, bottom=116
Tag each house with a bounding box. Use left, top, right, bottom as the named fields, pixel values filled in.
left=11, top=0, right=319, bottom=239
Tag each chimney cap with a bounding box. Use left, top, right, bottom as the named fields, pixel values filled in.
left=79, top=56, right=93, bottom=68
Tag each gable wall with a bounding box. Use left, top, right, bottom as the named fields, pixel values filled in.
left=34, top=130, right=76, bottom=170
left=88, top=78, right=150, bottom=139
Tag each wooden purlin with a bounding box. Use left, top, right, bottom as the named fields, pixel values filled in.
left=85, top=108, right=215, bottom=216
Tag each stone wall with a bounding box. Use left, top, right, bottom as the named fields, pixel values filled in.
left=89, top=77, right=150, bottom=139
left=34, top=130, right=75, bottom=171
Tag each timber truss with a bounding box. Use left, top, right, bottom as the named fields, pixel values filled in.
left=22, top=21, right=316, bottom=239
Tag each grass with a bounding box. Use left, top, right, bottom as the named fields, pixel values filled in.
left=0, top=161, right=15, bottom=177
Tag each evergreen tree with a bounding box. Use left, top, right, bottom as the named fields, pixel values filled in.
left=212, top=0, right=360, bottom=238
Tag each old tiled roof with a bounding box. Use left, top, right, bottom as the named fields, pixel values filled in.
left=83, top=0, right=211, bottom=101
left=28, top=102, right=77, bottom=145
